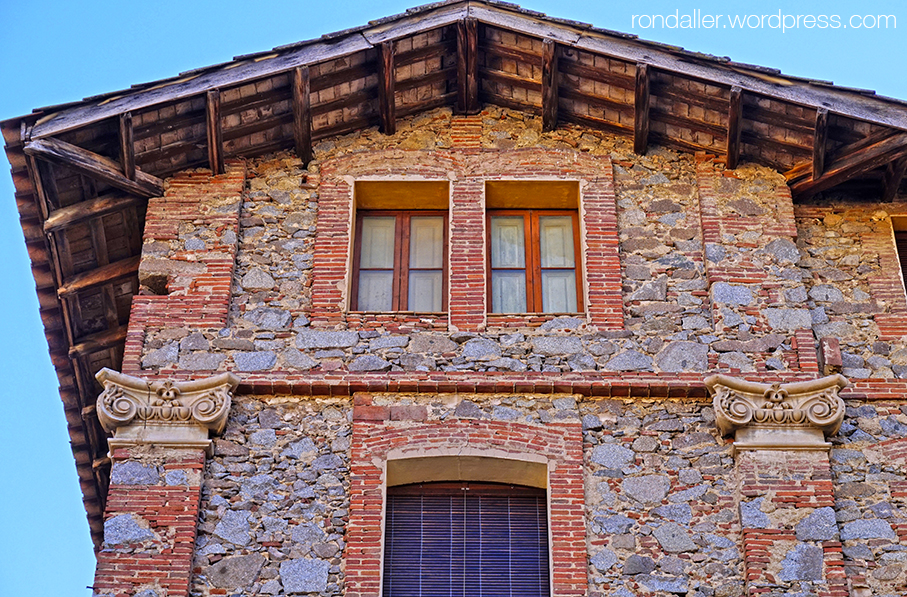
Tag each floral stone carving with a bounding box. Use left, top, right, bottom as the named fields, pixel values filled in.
left=96, top=368, right=240, bottom=453
left=704, top=374, right=848, bottom=451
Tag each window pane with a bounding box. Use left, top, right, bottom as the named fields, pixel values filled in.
left=410, top=217, right=444, bottom=269
left=491, top=271, right=527, bottom=313
left=541, top=270, right=577, bottom=312
left=539, top=216, right=575, bottom=268
left=409, top=271, right=443, bottom=312
left=358, top=271, right=394, bottom=311
left=490, top=217, right=525, bottom=268
left=360, top=217, right=396, bottom=269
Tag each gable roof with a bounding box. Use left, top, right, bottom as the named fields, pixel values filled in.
left=4, top=0, right=907, bottom=548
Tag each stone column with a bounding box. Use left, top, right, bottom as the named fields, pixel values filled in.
left=91, top=369, right=238, bottom=597
left=706, top=374, right=849, bottom=597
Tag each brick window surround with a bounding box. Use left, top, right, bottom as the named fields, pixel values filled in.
left=344, top=395, right=587, bottom=597
left=311, top=148, right=621, bottom=332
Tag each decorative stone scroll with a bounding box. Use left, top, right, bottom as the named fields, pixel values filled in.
left=96, top=368, right=240, bottom=453
left=704, top=374, right=848, bottom=451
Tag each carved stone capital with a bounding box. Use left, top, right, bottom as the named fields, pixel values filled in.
left=96, top=368, right=240, bottom=454
left=704, top=374, right=848, bottom=452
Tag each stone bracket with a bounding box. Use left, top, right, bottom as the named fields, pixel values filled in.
left=705, top=374, right=848, bottom=452
left=96, top=368, right=240, bottom=454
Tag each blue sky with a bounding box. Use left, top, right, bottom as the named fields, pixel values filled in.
left=0, top=1, right=904, bottom=594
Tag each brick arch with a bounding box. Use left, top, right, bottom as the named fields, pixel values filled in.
left=344, top=405, right=587, bottom=597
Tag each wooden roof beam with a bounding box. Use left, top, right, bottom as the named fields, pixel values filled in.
left=57, top=255, right=141, bottom=298
left=790, top=131, right=907, bottom=198
left=725, top=86, right=743, bottom=169
left=377, top=42, right=396, bottom=135
left=292, top=66, right=314, bottom=164
left=68, top=326, right=128, bottom=358
left=882, top=156, right=907, bottom=202
left=633, top=63, right=650, bottom=155
left=44, top=194, right=145, bottom=233
left=118, top=112, right=135, bottom=181
left=24, top=137, right=163, bottom=198
left=456, top=18, right=479, bottom=114
left=812, top=108, right=829, bottom=181
left=206, top=90, right=225, bottom=175
left=541, top=39, right=559, bottom=132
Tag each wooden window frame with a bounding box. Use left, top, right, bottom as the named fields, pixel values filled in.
left=486, top=209, right=584, bottom=313
left=350, top=210, right=449, bottom=312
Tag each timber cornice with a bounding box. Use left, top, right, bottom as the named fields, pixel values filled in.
left=9, top=0, right=907, bottom=141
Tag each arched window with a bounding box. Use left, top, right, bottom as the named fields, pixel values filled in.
left=383, top=481, right=550, bottom=597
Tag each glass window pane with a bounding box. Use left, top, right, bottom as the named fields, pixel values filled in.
left=539, top=216, right=575, bottom=268
left=490, top=216, right=525, bottom=268
left=408, top=271, right=443, bottom=311
left=491, top=271, right=527, bottom=313
left=358, top=271, right=394, bottom=311
left=410, top=217, right=444, bottom=269
left=360, top=217, right=396, bottom=269
left=541, top=270, right=577, bottom=313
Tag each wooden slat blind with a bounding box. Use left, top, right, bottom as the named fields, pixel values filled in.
left=383, top=482, right=550, bottom=597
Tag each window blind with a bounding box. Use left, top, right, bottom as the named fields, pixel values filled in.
left=383, top=482, right=550, bottom=597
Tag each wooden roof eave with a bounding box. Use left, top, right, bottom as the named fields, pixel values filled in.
left=15, top=0, right=907, bottom=144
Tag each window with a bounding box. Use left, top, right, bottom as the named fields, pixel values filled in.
left=487, top=210, right=582, bottom=313
left=383, top=482, right=550, bottom=597
left=350, top=181, right=450, bottom=313
left=351, top=211, right=448, bottom=311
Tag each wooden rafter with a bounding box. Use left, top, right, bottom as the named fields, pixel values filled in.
left=292, top=66, right=314, bottom=164
left=812, top=108, right=828, bottom=181
left=633, top=63, right=650, bottom=154
left=378, top=42, right=397, bottom=135
left=883, top=156, right=907, bottom=202
left=206, top=90, right=224, bottom=175
left=24, top=137, right=163, bottom=198
left=541, top=39, right=559, bottom=132
left=57, top=256, right=141, bottom=298
left=44, top=194, right=143, bottom=233
left=456, top=18, right=479, bottom=114
left=726, top=86, right=743, bottom=170
left=118, top=112, right=135, bottom=181
left=789, top=131, right=907, bottom=198
left=68, top=326, right=128, bottom=358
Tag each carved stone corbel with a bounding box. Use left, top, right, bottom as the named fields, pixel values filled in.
left=704, top=374, right=848, bottom=452
left=96, top=368, right=240, bottom=454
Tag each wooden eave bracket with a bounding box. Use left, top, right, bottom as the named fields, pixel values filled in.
left=456, top=18, right=479, bottom=114
left=725, top=87, right=743, bottom=169
left=377, top=42, right=397, bottom=135
left=788, top=130, right=907, bottom=198
left=206, top=90, right=225, bottom=175
left=883, top=156, right=907, bottom=202
left=24, top=136, right=163, bottom=198
left=292, top=66, right=314, bottom=164
left=541, top=39, right=559, bottom=132
left=633, top=63, right=650, bottom=155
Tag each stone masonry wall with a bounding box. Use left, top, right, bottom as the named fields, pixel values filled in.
left=112, top=107, right=907, bottom=597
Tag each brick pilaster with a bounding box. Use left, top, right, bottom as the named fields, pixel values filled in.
left=92, top=448, right=205, bottom=597
left=123, top=162, right=246, bottom=374
left=736, top=449, right=847, bottom=597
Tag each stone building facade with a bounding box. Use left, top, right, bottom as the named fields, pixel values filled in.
left=6, top=4, right=907, bottom=597
left=91, top=108, right=907, bottom=597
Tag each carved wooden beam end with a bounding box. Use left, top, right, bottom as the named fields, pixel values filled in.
left=705, top=374, right=849, bottom=453
left=96, top=368, right=240, bottom=454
